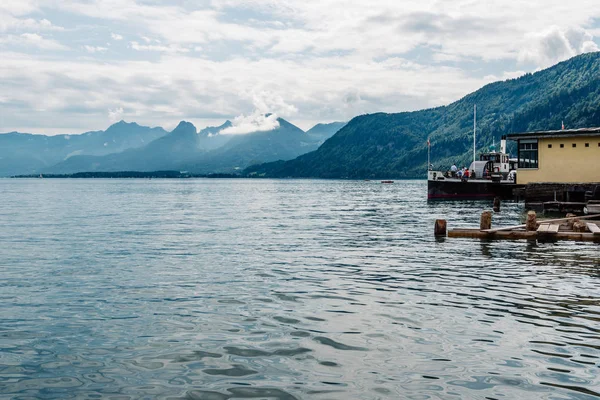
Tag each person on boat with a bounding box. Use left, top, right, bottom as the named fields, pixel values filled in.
left=456, top=168, right=463, bottom=179
left=450, top=163, right=457, bottom=177
left=463, top=168, right=470, bottom=180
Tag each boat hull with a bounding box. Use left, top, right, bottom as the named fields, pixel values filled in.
left=428, top=179, right=518, bottom=200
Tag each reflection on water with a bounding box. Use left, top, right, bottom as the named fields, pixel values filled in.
left=0, top=179, right=598, bottom=399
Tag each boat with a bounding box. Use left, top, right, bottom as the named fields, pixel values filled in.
left=381, top=180, right=394, bottom=184
left=427, top=141, right=519, bottom=200
left=427, top=105, right=520, bottom=200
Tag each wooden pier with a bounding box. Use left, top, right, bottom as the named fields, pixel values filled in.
left=439, top=213, right=600, bottom=242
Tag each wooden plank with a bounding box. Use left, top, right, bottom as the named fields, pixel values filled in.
left=482, top=213, right=600, bottom=233
left=586, top=223, right=600, bottom=235
left=448, top=229, right=600, bottom=242
left=537, top=224, right=549, bottom=233
left=548, top=224, right=560, bottom=234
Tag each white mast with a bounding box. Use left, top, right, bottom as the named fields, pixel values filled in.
left=427, top=138, right=430, bottom=171
left=473, top=104, right=477, bottom=164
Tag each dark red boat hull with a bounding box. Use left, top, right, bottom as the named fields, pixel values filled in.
left=428, top=179, right=518, bottom=201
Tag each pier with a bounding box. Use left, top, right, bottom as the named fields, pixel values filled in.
left=436, top=212, right=600, bottom=243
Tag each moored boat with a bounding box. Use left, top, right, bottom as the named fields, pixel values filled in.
left=428, top=136, right=521, bottom=200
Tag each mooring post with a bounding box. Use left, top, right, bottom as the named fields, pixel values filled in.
left=573, top=221, right=587, bottom=232
left=566, top=213, right=577, bottom=230
left=493, top=197, right=501, bottom=212
left=480, top=211, right=492, bottom=230
left=526, top=211, right=537, bottom=231
left=434, top=219, right=447, bottom=236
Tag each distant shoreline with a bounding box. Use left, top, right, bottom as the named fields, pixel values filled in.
left=11, top=171, right=423, bottom=180
left=12, top=171, right=241, bottom=179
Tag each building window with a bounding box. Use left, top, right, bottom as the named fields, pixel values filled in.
left=560, top=144, right=564, bottom=148
left=585, top=143, right=589, bottom=147
left=548, top=144, right=552, bottom=148
left=518, top=140, right=538, bottom=169
left=572, top=143, right=576, bottom=148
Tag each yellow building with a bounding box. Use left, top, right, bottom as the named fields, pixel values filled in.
left=506, top=128, right=600, bottom=185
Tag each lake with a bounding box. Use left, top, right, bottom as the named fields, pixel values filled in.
left=1, top=179, right=599, bottom=399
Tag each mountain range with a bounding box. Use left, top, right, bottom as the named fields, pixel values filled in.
left=246, top=52, right=600, bottom=179
left=0, top=121, right=167, bottom=177
left=0, top=116, right=345, bottom=177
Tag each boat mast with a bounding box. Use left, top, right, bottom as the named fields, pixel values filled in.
left=473, top=104, right=476, bottom=164
left=427, top=138, right=430, bottom=172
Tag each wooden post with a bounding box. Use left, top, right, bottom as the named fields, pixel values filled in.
left=480, top=211, right=492, bottom=230
left=434, top=219, right=447, bottom=236
left=565, top=213, right=578, bottom=230
left=573, top=221, right=587, bottom=232
left=493, top=197, right=501, bottom=212
left=526, top=211, right=537, bottom=231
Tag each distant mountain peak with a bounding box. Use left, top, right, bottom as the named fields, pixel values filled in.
left=171, top=121, right=198, bottom=136
left=105, top=120, right=141, bottom=131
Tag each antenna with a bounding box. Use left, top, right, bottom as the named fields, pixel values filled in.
left=473, top=104, right=476, bottom=164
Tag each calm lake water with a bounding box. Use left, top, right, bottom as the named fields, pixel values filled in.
left=1, top=179, right=599, bottom=400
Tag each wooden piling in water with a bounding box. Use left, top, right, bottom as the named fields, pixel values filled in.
left=493, top=197, right=501, bottom=212
left=480, top=211, right=492, bottom=230
left=434, top=219, right=447, bottom=236
left=526, top=211, right=537, bottom=231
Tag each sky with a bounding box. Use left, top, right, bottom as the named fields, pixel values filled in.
left=0, top=0, right=599, bottom=135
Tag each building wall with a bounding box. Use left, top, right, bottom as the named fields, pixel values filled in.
left=518, top=136, right=600, bottom=184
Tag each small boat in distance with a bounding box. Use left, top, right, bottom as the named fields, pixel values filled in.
left=381, top=180, right=394, bottom=184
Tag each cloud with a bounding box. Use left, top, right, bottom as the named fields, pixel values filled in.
left=111, top=33, right=123, bottom=41
left=218, top=91, right=297, bottom=135
left=0, top=0, right=38, bottom=16
left=519, top=26, right=599, bottom=67
left=108, top=107, right=124, bottom=122
left=0, top=33, right=68, bottom=50
left=251, top=91, right=298, bottom=117
left=130, top=41, right=189, bottom=53
left=0, top=16, right=64, bottom=33
left=84, top=45, right=107, bottom=53
left=219, top=112, right=280, bottom=135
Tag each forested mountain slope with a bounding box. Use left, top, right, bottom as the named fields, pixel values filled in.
left=246, top=52, right=600, bottom=179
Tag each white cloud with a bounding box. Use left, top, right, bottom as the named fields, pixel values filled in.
left=220, top=112, right=280, bottom=135
left=111, top=33, right=123, bottom=41
left=0, top=0, right=38, bottom=16
left=251, top=91, right=298, bottom=117
left=0, top=33, right=68, bottom=50
left=108, top=107, right=124, bottom=122
left=130, top=41, right=189, bottom=53
left=218, top=91, right=297, bottom=135
left=519, top=26, right=599, bottom=67
left=84, top=45, right=107, bottom=53
left=0, top=15, right=64, bottom=33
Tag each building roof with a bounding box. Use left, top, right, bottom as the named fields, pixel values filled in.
left=506, top=127, right=600, bottom=140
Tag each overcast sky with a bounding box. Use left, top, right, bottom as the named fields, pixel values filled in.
left=1, top=0, right=599, bottom=134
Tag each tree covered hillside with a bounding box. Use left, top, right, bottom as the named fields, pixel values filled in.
left=245, top=52, right=600, bottom=179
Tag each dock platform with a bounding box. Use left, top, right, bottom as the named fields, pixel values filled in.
left=440, top=212, right=600, bottom=243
